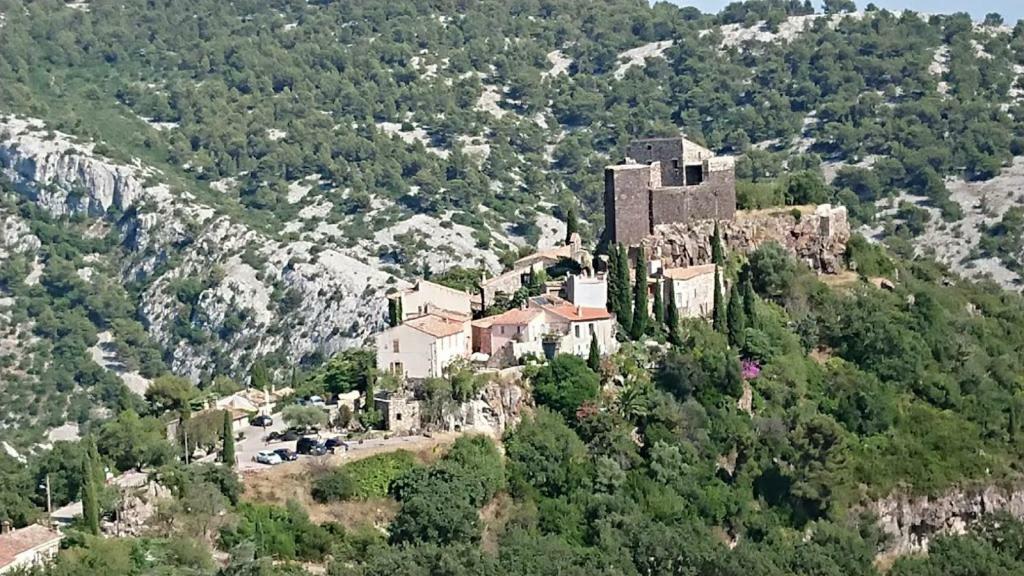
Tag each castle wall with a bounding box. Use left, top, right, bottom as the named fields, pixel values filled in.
left=649, top=168, right=736, bottom=226
left=604, top=165, right=652, bottom=247
left=628, top=138, right=685, bottom=186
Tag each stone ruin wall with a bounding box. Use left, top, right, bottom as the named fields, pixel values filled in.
left=643, top=204, right=850, bottom=273
left=649, top=169, right=737, bottom=227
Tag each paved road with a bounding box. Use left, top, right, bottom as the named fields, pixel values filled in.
left=236, top=413, right=288, bottom=471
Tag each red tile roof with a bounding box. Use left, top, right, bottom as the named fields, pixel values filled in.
left=0, top=524, right=61, bottom=567
left=471, top=307, right=543, bottom=328
left=542, top=304, right=612, bottom=322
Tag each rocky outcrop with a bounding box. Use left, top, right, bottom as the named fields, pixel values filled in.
left=871, top=484, right=1024, bottom=558
left=0, top=115, right=406, bottom=381
left=444, top=370, right=528, bottom=436
left=645, top=204, right=850, bottom=273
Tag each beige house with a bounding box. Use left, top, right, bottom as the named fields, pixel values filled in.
left=376, top=311, right=472, bottom=380
left=662, top=264, right=718, bottom=318
left=0, top=524, right=62, bottom=574
left=389, top=280, right=473, bottom=321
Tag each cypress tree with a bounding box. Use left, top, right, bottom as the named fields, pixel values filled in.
left=85, top=437, right=104, bottom=488
left=666, top=290, right=682, bottom=346
left=630, top=246, right=648, bottom=340
left=565, top=206, right=578, bottom=245
left=616, top=245, right=632, bottom=333
left=712, top=220, right=724, bottom=265
left=652, top=279, right=665, bottom=326
left=587, top=333, right=601, bottom=372
left=713, top=266, right=726, bottom=333
left=742, top=275, right=757, bottom=328
left=222, top=410, right=236, bottom=467
left=81, top=455, right=100, bottom=536
left=250, top=360, right=269, bottom=390
left=387, top=298, right=402, bottom=327
left=726, top=281, right=746, bottom=347
left=607, top=245, right=621, bottom=314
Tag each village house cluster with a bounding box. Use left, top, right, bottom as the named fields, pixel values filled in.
left=376, top=135, right=738, bottom=382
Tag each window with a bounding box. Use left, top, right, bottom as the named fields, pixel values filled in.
left=390, top=362, right=404, bottom=374
left=392, top=339, right=400, bottom=353
left=396, top=413, right=402, bottom=421
left=574, top=325, right=580, bottom=338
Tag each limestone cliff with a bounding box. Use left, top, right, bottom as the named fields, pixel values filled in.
left=0, top=115, right=406, bottom=381
left=871, top=484, right=1024, bottom=558
left=643, top=204, right=850, bottom=273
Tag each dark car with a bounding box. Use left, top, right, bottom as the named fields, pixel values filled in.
left=273, top=448, right=298, bottom=461
left=296, top=436, right=328, bottom=456
left=266, top=429, right=299, bottom=443
left=250, top=414, right=273, bottom=427
left=324, top=437, right=347, bottom=453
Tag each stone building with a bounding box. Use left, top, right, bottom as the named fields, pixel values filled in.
left=604, top=136, right=736, bottom=246
left=373, top=390, right=421, bottom=433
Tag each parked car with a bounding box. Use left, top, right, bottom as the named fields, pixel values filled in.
left=324, top=437, right=347, bottom=453
left=254, top=450, right=283, bottom=465
left=267, top=429, right=300, bottom=442
left=250, top=414, right=273, bottom=427
left=296, top=436, right=328, bottom=456
left=273, top=448, right=298, bottom=461
left=309, top=395, right=327, bottom=407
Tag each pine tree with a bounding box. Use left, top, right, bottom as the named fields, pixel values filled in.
left=565, top=206, right=578, bottom=245
left=742, top=275, right=757, bottom=329
left=81, top=455, right=100, bottom=536
left=222, top=410, right=236, bottom=467
left=726, top=281, right=746, bottom=347
left=652, top=279, right=665, bottom=326
left=713, top=266, right=726, bottom=333
left=616, top=245, right=632, bottom=334
left=630, top=246, right=648, bottom=340
left=666, top=291, right=682, bottom=346
left=587, top=333, right=601, bottom=372
left=712, top=220, right=724, bottom=265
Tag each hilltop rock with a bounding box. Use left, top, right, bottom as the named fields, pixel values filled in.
left=644, top=204, right=850, bottom=273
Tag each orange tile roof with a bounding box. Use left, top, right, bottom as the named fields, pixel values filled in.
left=405, top=313, right=468, bottom=338
left=663, top=263, right=717, bottom=281
left=471, top=307, right=543, bottom=328
left=0, top=525, right=61, bottom=567
left=542, top=304, right=612, bottom=322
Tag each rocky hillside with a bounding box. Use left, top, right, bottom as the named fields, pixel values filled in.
left=1, top=0, right=1024, bottom=446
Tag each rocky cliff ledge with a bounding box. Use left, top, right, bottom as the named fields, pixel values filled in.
left=644, top=204, right=850, bottom=273
left=871, top=484, right=1024, bottom=558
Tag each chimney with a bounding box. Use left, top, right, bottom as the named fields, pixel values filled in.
left=1, top=520, right=11, bottom=534
left=576, top=305, right=582, bottom=316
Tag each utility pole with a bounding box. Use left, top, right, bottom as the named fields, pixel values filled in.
left=183, top=421, right=190, bottom=465
left=45, top=474, right=52, bottom=515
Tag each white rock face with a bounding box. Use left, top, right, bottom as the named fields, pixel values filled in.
left=0, top=115, right=408, bottom=381
left=614, top=40, right=673, bottom=79
left=872, top=485, right=1024, bottom=559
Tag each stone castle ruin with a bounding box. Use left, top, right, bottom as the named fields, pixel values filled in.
left=603, top=135, right=850, bottom=272
left=604, top=136, right=737, bottom=246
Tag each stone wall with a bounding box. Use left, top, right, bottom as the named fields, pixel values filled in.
left=644, top=204, right=850, bottom=273
left=604, top=164, right=653, bottom=246
left=649, top=169, right=736, bottom=227
left=628, top=138, right=686, bottom=185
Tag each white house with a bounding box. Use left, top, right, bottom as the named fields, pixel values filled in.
left=0, top=524, right=62, bottom=574
left=662, top=264, right=718, bottom=318
left=389, top=280, right=472, bottom=321
left=376, top=311, right=472, bottom=379
left=565, top=273, right=607, bottom=309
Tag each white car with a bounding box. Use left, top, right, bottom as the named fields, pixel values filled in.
left=254, top=450, right=283, bottom=465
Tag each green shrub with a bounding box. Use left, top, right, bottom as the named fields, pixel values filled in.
left=311, top=451, right=417, bottom=503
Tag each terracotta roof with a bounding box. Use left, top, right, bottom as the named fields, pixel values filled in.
left=663, top=264, right=717, bottom=281
left=515, top=246, right=572, bottom=267
left=405, top=313, right=467, bottom=338
left=542, top=304, right=612, bottom=322
left=0, top=525, right=61, bottom=567
left=472, top=307, right=543, bottom=328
